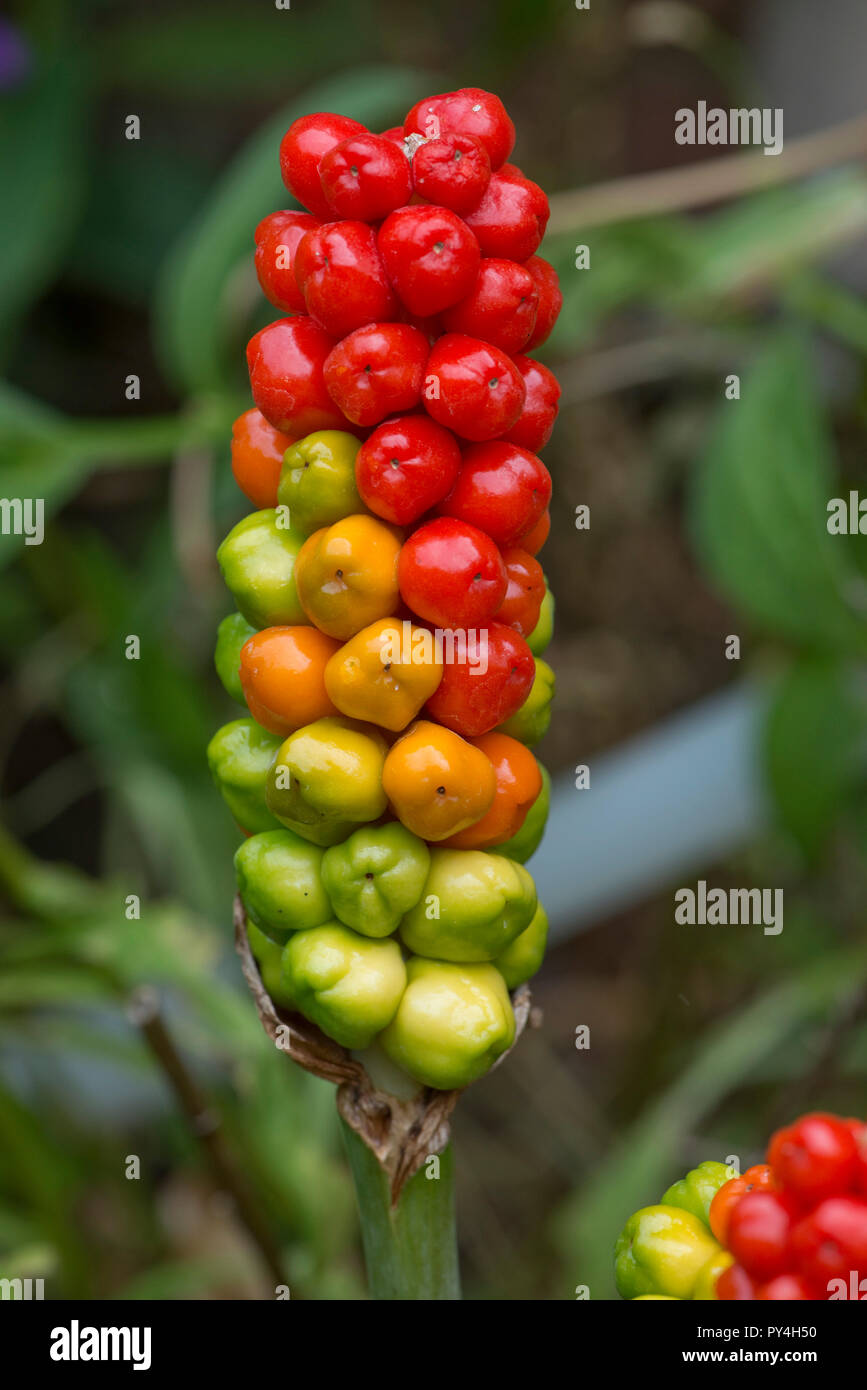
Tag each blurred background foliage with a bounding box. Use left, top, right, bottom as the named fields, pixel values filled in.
left=1, top=0, right=867, bottom=1300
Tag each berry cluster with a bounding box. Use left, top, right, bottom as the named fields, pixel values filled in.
left=715, top=1112, right=867, bottom=1300
left=239, top=90, right=559, bottom=737
left=209, top=89, right=559, bottom=1093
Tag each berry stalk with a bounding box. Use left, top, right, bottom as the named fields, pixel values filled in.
left=342, top=1122, right=460, bottom=1300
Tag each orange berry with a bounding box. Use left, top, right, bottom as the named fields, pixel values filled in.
left=239, top=625, right=340, bottom=737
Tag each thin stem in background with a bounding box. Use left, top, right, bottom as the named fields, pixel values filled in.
left=547, top=113, right=867, bottom=234
left=127, top=985, right=287, bottom=1293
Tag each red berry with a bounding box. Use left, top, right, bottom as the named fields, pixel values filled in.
left=323, top=323, right=429, bottom=427
left=495, top=548, right=545, bottom=635
left=424, top=333, right=525, bottom=441
left=709, top=1165, right=776, bottom=1247
left=294, top=221, right=397, bottom=338
left=437, top=440, right=551, bottom=547
left=756, top=1274, right=817, bottom=1300
left=441, top=258, right=539, bottom=354
left=355, top=415, right=461, bottom=525
left=378, top=205, right=481, bottom=317
left=425, top=622, right=535, bottom=737
left=464, top=164, right=550, bottom=262
left=246, top=317, right=345, bottom=437
left=792, top=1196, right=867, bottom=1289
left=254, top=210, right=320, bottom=314
left=769, top=1113, right=859, bottom=1204
left=398, top=517, right=507, bottom=628
left=847, top=1119, right=867, bottom=1195
left=502, top=355, right=561, bottom=453
left=715, top=1264, right=756, bottom=1301
left=379, top=125, right=406, bottom=148
left=279, top=112, right=367, bottom=219
left=524, top=255, right=562, bottom=349
left=726, top=1190, right=798, bottom=1282
left=411, top=132, right=491, bottom=214
left=517, top=508, right=550, bottom=556
left=319, top=132, right=412, bottom=221
left=404, top=88, right=515, bottom=171
left=400, top=310, right=444, bottom=341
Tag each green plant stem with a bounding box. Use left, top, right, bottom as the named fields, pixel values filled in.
left=341, top=1120, right=461, bottom=1301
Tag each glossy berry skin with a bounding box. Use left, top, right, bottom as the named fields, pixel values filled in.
left=517, top=508, right=550, bottom=556
left=726, top=1190, right=798, bottom=1283
left=441, top=258, right=539, bottom=354
left=231, top=408, right=295, bottom=510
left=437, top=441, right=551, bottom=548
left=378, top=205, right=480, bottom=317
left=355, top=415, right=461, bottom=525
left=524, top=255, right=562, bottom=349
left=709, top=1164, right=775, bottom=1247
left=279, top=112, right=367, bottom=219
left=411, top=132, right=491, bottom=214
left=768, top=1112, right=859, bottom=1205
left=849, top=1119, right=867, bottom=1195
left=254, top=210, right=320, bottom=314
left=239, top=626, right=341, bottom=736
left=503, top=356, right=561, bottom=454
left=323, top=323, right=429, bottom=427
left=247, top=318, right=346, bottom=437
left=294, top=221, right=397, bottom=339
left=756, top=1274, right=817, bottom=1300
left=716, top=1264, right=756, bottom=1301
left=792, top=1196, right=867, bottom=1287
left=424, top=333, right=525, bottom=441
left=442, top=731, right=542, bottom=850
left=319, top=133, right=412, bottom=221
left=379, top=125, right=406, bottom=148
left=425, top=622, right=535, bottom=737
left=404, top=88, right=515, bottom=171
left=464, top=164, right=550, bottom=262
left=398, top=517, right=507, bottom=628
left=496, top=548, right=545, bottom=635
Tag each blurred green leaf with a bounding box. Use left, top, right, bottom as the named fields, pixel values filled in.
left=94, top=3, right=384, bottom=98
left=0, top=823, right=107, bottom=919
left=784, top=269, right=867, bottom=356
left=154, top=65, right=425, bottom=395
left=546, top=172, right=867, bottom=355
left=115, top=1256, right=237, bottom=1300
left=668, top=172, right=867, bottom=311
left=544, top=219, right=701, bottom=352
left=68, top=146, right=214, bottom=304
left=689, top=331, right=867, bottom=654
left=233, top=1052, right=353, bottom=1264
left=766, top=658, right=865, bottom=857
left=0, top=1079, right=91, bottom=1294
left=102, top=763, right=236, bottom=923
left=0, top=1242, right=57, bottom=1279
left=0, top=387, right=237, bottom=573
left=0, top=966, right=114, bottom=1008
left=0, top=49, right=87, bottom=354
